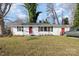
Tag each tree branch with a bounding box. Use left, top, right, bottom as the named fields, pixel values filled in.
left=3, top=3, right=12, bottom=17
left=0, top=3, right=3, bottom=16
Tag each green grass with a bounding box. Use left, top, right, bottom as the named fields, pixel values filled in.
left=0, top=36, right=79, bottom=56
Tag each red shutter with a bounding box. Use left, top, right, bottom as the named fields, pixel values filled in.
left=61, top=28, right=65, bottom=35
left=29, top=27, right=32, bottom=34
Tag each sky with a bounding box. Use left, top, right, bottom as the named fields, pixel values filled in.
left=4, top=3, right=76, bottom=24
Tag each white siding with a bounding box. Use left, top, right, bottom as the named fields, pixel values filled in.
left=32, top=27, right=39, bottom=35
left=23, top=27, right=29, bottom=35
left=53, top=28, right=61, bottom=35
left=53, top=27, right=70, bottom=36
left=38, top=32, right=53, bottom=35
left=65, top=28, right=70, bottom=32
left=12, top=27, right=23, bottom=35
left=12, top=27, right=29, bottom=35
left=35, top=26, right=53, bottom=35
left=12, top=25, right=70, bottom=36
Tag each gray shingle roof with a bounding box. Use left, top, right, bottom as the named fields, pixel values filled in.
left=8, top=20, right=72, bottom=28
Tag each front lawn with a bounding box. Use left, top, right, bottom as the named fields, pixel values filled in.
left=0, top=36, right=79, bottom=56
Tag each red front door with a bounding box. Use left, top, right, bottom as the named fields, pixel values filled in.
left=61, top=28, right=65, bottom=35
left=29, top=27, right=32, bottom=34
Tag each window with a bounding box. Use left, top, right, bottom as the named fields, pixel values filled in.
left=48, top=27, right=50, bottom=31
left=44, top=27, right=47, bottom=31
left=38, top=27, right=40, bottom=32
left=38, top=26, right=53, bottom=32
left=41, top=27, right=43, bottom=31
left=51, top=26, right=53, bottom=32
left=17, top=26, right=24, bottom=32
left=76, top=28, right=79, bottom=31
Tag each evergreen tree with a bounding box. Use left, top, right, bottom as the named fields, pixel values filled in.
left=24, top=3, right=42, bottom=23
left=63, top=17, right=69, bottom=25
left=73, top=4, right=79, bottom=27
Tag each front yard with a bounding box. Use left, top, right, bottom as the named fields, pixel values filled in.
left=0, top=36, right=79, bottom=56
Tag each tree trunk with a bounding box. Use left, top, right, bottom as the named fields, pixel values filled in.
left=0, top=16, right=5, bottom=35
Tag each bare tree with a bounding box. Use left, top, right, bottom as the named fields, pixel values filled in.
left=0, top=3, right=12, bottom=35
left=61, top=3, right=77, bottom=25
left=47, top=3, right=60, bottom=25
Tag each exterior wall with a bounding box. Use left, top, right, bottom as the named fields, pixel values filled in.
left=37, top=28, right=53, bottom=35
left=53, top=27, right=70, bottom=36
left=12, top=27, right=23, bottom=35
left=53, top=28, right=61, bottom=35
left=12, top=26, right=54, bottom=36
left=12, top=26, right=29, bottom=35
left=33, top=26, right=53, bottom=36
left=32, top=26, right=39, bottom=35
left=32, top=27, right=70, bottom=36
left=65, top=27, right=70, bottom=32
left=28, top=26, right=53, bottom=36
left=23, top=26, right=29, bottom=35
left=12, top=26, right=39, bottom=36
left=11, top=25, right=70, bottom=36
left=38, top=32, right=53, bottom=35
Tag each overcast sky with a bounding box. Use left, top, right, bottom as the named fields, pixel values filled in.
left=4, top=3, right=76, bottom=24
